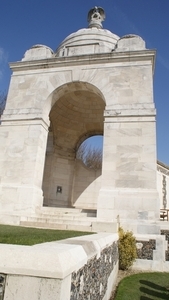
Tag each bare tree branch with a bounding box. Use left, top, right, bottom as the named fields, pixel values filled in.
left=76, top=141, right=102, bottom=170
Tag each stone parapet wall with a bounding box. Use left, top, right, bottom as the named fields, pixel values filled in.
left=0, top=233, right=118, bottom=300
left=133, top=233, right=169, bottom=272
left=71, top=242, right=118, bottom=299
left=136, top=239, right=156, bottom=260
left=1, top=231, right=169, bottom=299
left=0, top=274, right=5, bottom=300
left=161, top=230, right=169, bottom=261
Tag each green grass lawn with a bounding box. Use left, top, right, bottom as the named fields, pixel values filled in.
left=114, top=272, right=169, bottom=300
left=0, top=224, right=92, bottom=245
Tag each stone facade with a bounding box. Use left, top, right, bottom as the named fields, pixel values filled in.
left=0, top=7, right=160, bottom=234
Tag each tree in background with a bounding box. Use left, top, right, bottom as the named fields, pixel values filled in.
left=0, top=92, right=7, bottom=117
left=76, top=141, right=102, bottom=170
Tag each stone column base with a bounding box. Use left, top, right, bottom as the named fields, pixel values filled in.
left=0, top=185, right=44, bottom=225
left=97, top=188, right=160, bottom=234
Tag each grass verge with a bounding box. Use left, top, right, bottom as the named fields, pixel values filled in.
left=0, top=224, right=92, bottom=245
left=114, top=272, right=169, bottom=300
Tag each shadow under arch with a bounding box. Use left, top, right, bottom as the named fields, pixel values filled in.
left=42, top=81, right=105, bottom=208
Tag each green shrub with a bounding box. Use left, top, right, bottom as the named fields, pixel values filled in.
left=118, top=227, right=137, bottom=270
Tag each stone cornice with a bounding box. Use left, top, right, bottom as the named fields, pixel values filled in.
left=9, top=50, right=156, bottom=73
left=104, top=108, right=156, bottom=118
left=157, top=160, right=169, bottom=175
left=0, top=117, right=49, bottom=131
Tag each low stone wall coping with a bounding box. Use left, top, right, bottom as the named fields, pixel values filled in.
left=0, top=233, right=118, bottom=279
left=135, top=233, right=166, bottom=240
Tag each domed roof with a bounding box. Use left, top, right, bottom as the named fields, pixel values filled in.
left=21, top=7, right=146, bottom=62
left=55, top=7, right=119, bottom=57
left=22, top=44, right=54, bottom=61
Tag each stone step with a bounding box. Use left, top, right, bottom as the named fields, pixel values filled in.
left=39, top=207, right=83, bottom=215
left=20, top=221, right=93, bottom=232
left=20, top=216, right=95, bottom=226
left=20, top=216, right=117, bottom=233
left=43, top=200, right=68, bottom=208
left=34, top=212, right=96, bottom=219
left=34, top=213, right=89, bottom=219
left=35, top=212, right=91, bottom=219
left=81, top=209, right=97, bottom=217
left=37, top=207, right=97, bottom=218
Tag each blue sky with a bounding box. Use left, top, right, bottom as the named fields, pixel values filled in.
left=0, top=0, right=169, bottom=164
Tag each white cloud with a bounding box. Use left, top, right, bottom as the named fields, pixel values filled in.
left=113, top=5, right=142, bottom=36
left=158, top=54, right=169, bottom=71
left=0, top=48, right=4, bottom=63
left=0, top=47, right=8, bottom=82
left=0, top=47, right=7, bottom=64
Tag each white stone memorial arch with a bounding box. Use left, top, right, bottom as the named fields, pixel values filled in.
left=0, top=7, right=159, bottom=233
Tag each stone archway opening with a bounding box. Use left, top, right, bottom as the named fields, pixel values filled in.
left=42, top=82, right=105, bottom=208
left=76, top=135, right=103, bottom=170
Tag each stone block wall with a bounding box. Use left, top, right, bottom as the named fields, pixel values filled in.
left=43, top=153, right=75, bottom=207
left=133, top=233, right=169, bottom=271
left=1, top=231, right=169, bottom=299
left=161, top=230, right=169, bottom=261
left=136, top=239, right=156, bottom=260
left=0, top=274, right=5, bottom=300
left=70, top=242, right=118, bottom=299
left=0, top=233, right=119, bottom=300
left=72, top=159, right=101, bottom=209
left=42, top=133, right=101, bottom=209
